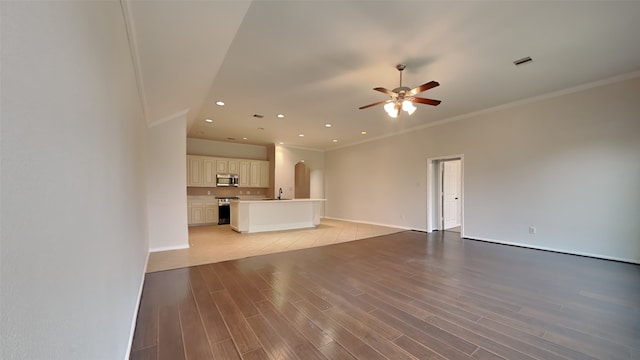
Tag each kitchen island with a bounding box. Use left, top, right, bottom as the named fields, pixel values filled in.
left=230, top=199, right=326, bottom=233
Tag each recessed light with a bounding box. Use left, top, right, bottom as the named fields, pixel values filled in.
left=325, top=124, right=332, bottom=127
left=332, top=139, right=338, bottom=142
left=242, top=137, right=248, bottom=140
left=279, top=142, right=284, bottom=145
left=277, top=114, right=285, bottom=118
left=216, top=101, right=225, bottom=106
left=205, top=118, right=213, bottom=123
left=299, top=134, right=304, bottom=137
left=361, top=131, right=367, bottom=135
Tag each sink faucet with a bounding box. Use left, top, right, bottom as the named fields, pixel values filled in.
left=278, top=187, right=283, bottom=200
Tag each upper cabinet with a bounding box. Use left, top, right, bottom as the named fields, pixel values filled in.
left=228, top=159, right=239, bottom=174
left=238, top=160, right=251, bottom=187
left=188, top=155, right=217, bottom=187
left=215, top=158, right=239, bottom=175
left=259, top=161, right=269, bottom=188
left=216, top=159, right=227, bottom=173
left=249, top=160, right=269, bottom=188
left=202, top=157, right=217, bottom=186
left=187, top=156, right=203, bottom=186
left=187, top=155, right=269, bottom=188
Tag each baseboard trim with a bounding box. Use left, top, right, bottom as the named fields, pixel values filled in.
left=322, top=216, right=411, bottom=231
left=124, top=250, right=149, bottom=360
left=464, top=235, right=640, bottom=265
left=149, top=244, right=189, bottom=253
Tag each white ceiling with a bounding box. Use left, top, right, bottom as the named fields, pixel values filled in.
left=127, top=1, right=640, bottom=151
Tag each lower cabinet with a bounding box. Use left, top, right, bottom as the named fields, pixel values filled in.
left=188, top=197, right=218, bottom=226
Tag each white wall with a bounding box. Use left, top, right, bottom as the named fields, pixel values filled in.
left=187, top=137, right=267, bottom=159
left=1, top=2, right=149, bottom=359
left=275, top=145, right=325, bottom=201
left=326, top=76, right=640, bottom=263
left=147, top=116, right=188, bottom=251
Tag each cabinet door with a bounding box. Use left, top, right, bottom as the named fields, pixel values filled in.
left=216, top=159, right=228, bottom=173
left=238, top=160, right=250, bottom=187
left=205, top=203, right=218, bottom=223
left=187, top=156, right=203, bottom=186
left=228, top=159, right=239, bottom=174
left=259, top=161, right=270, bottom=187
left=202, top=158, right=217, bottom=186
left=190, top=202, right=205, bottom=224
left=250, top=161, right=261, bottom=187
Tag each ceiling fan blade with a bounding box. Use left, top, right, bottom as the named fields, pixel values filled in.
left=358, top=99, right=389, bottom=110
left=411, top=97, right=442, bottom=106
left=373, top=87, right=395, bottom=96
left=409, top=81, right=439, bottom=96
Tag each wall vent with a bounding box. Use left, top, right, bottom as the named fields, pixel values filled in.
left=514, top=56, right=533, bottom=66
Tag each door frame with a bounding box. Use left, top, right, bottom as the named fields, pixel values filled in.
left=426, top=154, right=464, bottom=235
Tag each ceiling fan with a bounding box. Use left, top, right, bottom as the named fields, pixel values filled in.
left=359, top=64, right=441, bottom=118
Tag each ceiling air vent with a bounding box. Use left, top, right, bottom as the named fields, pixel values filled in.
left=513, top=56, right=533, bottom=66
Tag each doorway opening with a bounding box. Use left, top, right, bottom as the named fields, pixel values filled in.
left=294, top=161, right=310, bottom=199
left=427, top=155, right=464, bottom=235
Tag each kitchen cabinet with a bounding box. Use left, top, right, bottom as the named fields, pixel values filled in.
left=205, top=204, right=217, bottom=223
left=187, top=155, right=269, bottom=188
left=249, top=161, right=261, bottom=187
left=187, top=155, right=216, bottom=187
left=228, top=159, right=239, bottom=174
left=216, top=158, right=227, bottom=173
left=189, top=200, right=205, bottom=224
left=238, top=160, right=251, bottom=187
left=202, top=157, right=217, bottom=187
left=259, top=160, right=269, bottom=187
left=188, top=196, right=218, bottom=226
left=216, top=158, right=238, bottom=174
left=187, top=155, right=203, bottom=186
left=250, top=160, right=270, bottom=188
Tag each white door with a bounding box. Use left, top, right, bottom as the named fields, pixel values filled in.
left=442, top=160, right=461, bottom=229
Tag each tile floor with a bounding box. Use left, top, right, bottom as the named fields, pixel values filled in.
left=146, top=218, right=404, bottom=273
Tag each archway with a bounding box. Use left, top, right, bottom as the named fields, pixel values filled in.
left=294, top=162, right=310, bottom=199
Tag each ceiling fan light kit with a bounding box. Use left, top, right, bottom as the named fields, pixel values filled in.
left=359, top=64, right=441, bottom=118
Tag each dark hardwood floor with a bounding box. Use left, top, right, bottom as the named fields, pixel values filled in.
left=130, top=230, right=640, bottom=360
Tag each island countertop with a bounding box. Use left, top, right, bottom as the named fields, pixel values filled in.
left=230, top=198, right=326, bottom=233
left=232, top=198, right=326, bottom=203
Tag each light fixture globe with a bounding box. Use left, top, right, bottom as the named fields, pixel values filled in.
left=402, top=100, right=417, bottom=115
left=383, top=102, right=395, bottom=114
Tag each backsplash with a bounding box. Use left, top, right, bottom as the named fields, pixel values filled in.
left=187, top=187, right=267, bottom=197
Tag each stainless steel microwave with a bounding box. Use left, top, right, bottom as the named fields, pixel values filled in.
left=216, top=174, right=239, bottom=187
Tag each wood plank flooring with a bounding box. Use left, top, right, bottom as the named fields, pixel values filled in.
left=130, top=230, right=640, bottom=360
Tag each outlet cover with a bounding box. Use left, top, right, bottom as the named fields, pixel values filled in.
left=528, top=226, right=536, bottom=234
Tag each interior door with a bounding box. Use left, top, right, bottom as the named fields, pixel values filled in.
left=442, top=159, right=461, bottom=229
